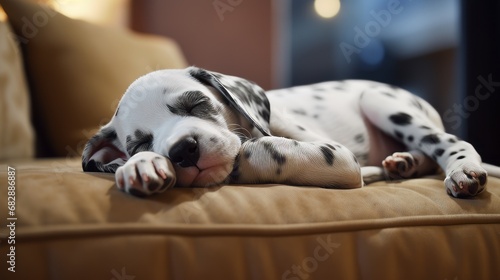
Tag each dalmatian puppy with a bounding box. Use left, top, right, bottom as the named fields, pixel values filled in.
left=82, top=66, right=498, bottom=198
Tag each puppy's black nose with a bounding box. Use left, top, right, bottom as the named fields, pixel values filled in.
left=169, top=137, right=200, bottom=167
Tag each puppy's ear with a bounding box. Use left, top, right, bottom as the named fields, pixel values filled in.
left=188, top=66, right=272, bottom=136
left=82, top=125, right=128, bottom=173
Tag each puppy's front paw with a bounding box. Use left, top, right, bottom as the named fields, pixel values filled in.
left=444, top=162, right=487, bottom=198
left=115, top=152, right=176, bottom=197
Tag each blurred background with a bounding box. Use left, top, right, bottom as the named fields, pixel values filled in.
left=2, top=0, right=499, bottom=164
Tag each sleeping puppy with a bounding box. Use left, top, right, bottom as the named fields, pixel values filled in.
left=82, top=66, right=498, bottom=198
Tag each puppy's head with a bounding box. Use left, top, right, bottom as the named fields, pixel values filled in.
left=82, top=67, right=271, bottom=188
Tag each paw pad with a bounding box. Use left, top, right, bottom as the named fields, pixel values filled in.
left=444, top=163, right=487, bottom=198
left=382, top=152, right=418, bottom=179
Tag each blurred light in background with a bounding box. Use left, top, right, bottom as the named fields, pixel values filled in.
left=314, top=0, right=341, bottom=19
left=0, top=7, right=6, bottom=21
left=52, top=0, right=129, bottom=27
left=0, top=0, right=128, bottom=27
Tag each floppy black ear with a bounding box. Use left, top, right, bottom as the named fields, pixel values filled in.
left=188, top=66, right=272, bottom=136
left=82, top=125, right=128, bottom=173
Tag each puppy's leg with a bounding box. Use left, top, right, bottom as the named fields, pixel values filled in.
left=360, top=87, right=487, bottom=198
left=360, top=151, right=437, bottom=184
left=229, top=136, right=363, bottom=189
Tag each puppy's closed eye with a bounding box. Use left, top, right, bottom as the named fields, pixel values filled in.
left=167, top=91, right=219, bottom=122
left=187, top=98, right=210, bottom=113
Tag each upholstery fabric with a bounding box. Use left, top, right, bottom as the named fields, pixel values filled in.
left=1, top=159, right=499, bottom=279
left=0, top=20, right=34, bottom=160
left=0, top=0, right=187, bottom=156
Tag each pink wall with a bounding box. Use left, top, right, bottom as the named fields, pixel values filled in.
left=130, top=0, right=274, bottom=89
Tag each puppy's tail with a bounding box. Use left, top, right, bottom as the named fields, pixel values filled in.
left=482, top=163, right=500, bottom=178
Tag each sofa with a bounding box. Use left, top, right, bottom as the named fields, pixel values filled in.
left=1, top=1, right=499, bottom=279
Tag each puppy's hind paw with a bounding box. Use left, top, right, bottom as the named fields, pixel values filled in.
left=382, top=152, right=419, bottom=180
left=445, top=162, right=487, bottom=198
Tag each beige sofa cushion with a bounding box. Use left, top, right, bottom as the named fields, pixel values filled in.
left=1, top=159, right=499, bottom=279
left=0, top=20, right=35, bottom=160
left=1, top=0, right=187, bottom=156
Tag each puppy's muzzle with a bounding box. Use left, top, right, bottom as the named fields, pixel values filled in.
left=169, top=136, right=200, bottom=167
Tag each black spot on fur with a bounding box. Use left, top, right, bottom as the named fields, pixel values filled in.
left=448, top=138, right=457, bottom=143
left=292, top=109, right=307, bottom=116
left=293, top=140, right=299, bottom=146
left=297, top=125, right=306, bottom=131
left=419, top=125, right=431, bottom=130
left=320, top=146, right=335, bottom=165
left=457, top=155, right=466, bottom=160
left=313, top=95, right=324, bottom=100
left=407, top=135, right=414, bottom=142
left=434, top=148, right=445, bottom=157
left=420, top=134, right=441, bottom=145
left=244, top=150, right=251, bottom=159
left=389, top=112, right=413, bottom=126
left=355, top=134, right=365, bottom=143
left=115, top=107, right=120, bottom=117
left=259, top=109, right=270, bottom=123
left=394, top=130, right=404, bottom=140
left=263, top=142, right=286, bottom=165
left=449, top=151, right=457, bottom=156
left=326, top=144, right=336, bottom=151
